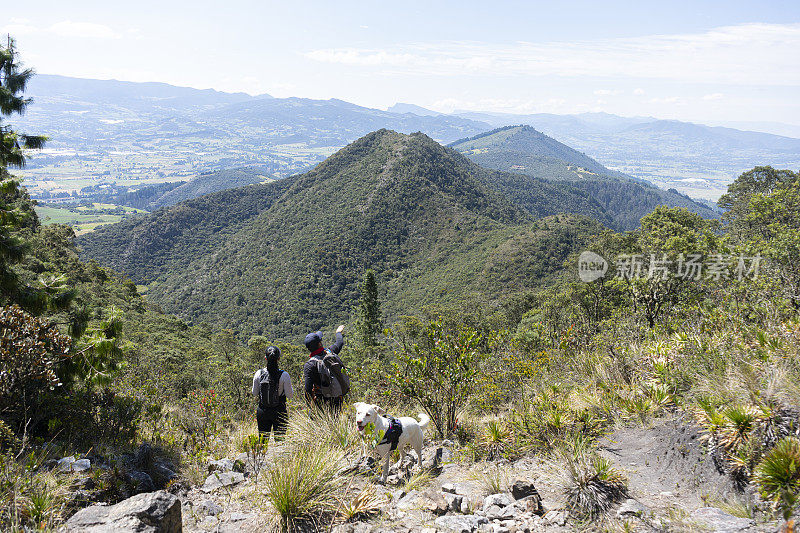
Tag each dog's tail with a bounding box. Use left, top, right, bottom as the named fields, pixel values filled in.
left=417, top=413, right=430, bottom=431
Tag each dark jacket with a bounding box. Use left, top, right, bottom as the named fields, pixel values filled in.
left=303, top=332, right=344, bottom=400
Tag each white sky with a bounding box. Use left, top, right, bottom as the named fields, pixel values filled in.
left=3, top=0, right=800, bottom=125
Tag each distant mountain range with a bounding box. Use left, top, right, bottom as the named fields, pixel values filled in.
left=12, top=74, right=800, bottom=204
left=449, top=125, right=718, bottom=229
left=78, top=130, right=608, bottom=338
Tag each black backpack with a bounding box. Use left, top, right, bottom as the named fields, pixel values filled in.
left=314, top=350, right=351, bottom=398
left=258, top=369, right=282, bottom=409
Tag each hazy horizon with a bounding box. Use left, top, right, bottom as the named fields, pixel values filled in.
left=4, top=0, right=799, bottom=130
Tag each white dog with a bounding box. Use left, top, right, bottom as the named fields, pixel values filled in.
left=354, top=402, right=429, bottom=482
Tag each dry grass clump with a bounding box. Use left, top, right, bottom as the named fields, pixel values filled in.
left=285, top=408, right=361, bottom=453
left=338, top=484, right=386, bottom=522
left=260, top=439, right=344, bottom=530
left=469, top=462, right=511, bottom=495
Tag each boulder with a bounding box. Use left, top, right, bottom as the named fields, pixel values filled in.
left=201, top=471, right=245, bottom=493
left=443, top=492, right=464, bottom=513
left=513, top=494, right=543, bottom=516
left=442, top=482, right=457, bottom=494
left=64, top=490, right=181, bottom=532
left=424, top=491, right=450, bottom=515
left=434, top=514, right=489, bottom=533
left=690, top=507, right=754, bottom=532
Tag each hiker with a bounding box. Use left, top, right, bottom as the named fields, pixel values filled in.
left=252, top=346, right=293, bottom=439
left=303, top=325, right=350, bottom=413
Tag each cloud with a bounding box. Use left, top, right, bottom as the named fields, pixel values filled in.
left=304, top=22, right=800, bottom=85
left=0, top=20, right=121, bottom=39
left=648, top=96, right=686, bottom=105
left=594, top=89, right=622, bottom=96
left=430, top=97, right=571, bottom=114
left=702, top=93, right=724, bottom=100
left=633, top=88, right=646, bottom=95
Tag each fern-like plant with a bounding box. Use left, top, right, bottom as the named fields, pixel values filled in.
left=754, top=437, right=800, bottom=523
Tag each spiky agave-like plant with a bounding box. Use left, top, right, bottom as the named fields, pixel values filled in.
left=562, top=452, right=628, bottom=519
left=754, top=437, right=800, bottom=523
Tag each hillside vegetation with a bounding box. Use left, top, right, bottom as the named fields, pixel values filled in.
left=80, top=130, right=610, bottom=339
left=451, top=125, right=719, bottom=229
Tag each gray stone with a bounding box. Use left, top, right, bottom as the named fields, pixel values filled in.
left=461, top=497, right=472, bottom=514
left=442, top=482, right=457, bottom=494
left=208, top=458, right=234, bottom=473
left=510, top=480, right=539, bottom=501
left=513, top=495, right=543, bottom=516
left=201, top=471, right=245, bottom=493
left=543, top=510, right=567, bottom=526
left=444, top=493, right=465, bottom=513
left=72, top=458, right=92, bottom=472
left=229, top=512, right=251, bottom=521
left=483, top=493, right=514, bottom=510
left=198, top=499, right=223, bottom=516
left=57, top=456, right=76, bottom=471
left=64, top=490, right=181, bottom=532
left=434, top=514, right=490, bottom=533
left=617, top=499, right=648, bottom=518
left=690, top=507, right=754, bottom=532
left=126, top=470, right=155, bottom=494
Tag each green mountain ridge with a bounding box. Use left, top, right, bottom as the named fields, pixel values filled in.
left=79, top=130, right=606, bottom=339
left=450, top=125, right=719, bottom=229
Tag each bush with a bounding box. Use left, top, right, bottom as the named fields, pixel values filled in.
left=388, top=316, right=496, bottom=437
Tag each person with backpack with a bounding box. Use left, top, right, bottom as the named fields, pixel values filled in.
left=303, top=325, right=350, bottom=414
left=251, top=346, right=293, bottom=438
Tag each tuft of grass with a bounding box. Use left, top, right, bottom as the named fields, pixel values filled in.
left=285, top=408, right=361, bottom=453
left=754, top=436, right=800, bottom=521
left=261, top=441, right=344, bottom=529
left=560, top=451, right=628, bottom=519
left=470, top=463, right=510, bottom=495
left=402, top=470, right=434, bottom=494
left=338, top=484, right=386, bottom=522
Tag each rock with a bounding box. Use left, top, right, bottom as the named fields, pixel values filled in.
left=201, top=471, right=245, bottom=493
left=484, top=505, right=504, bottom=520
left=64, top=490, right=181, bottom=532
left=198, top=499, right=223, bottom=516
left=126, top=470, right=155, bottom=494
left=229, top=512, right=251, bottom=521
left=71, top=458, right=92, bottom=472
left=513, top=495, right=543, bottom=516
left=135, top=443, right=153, bottom=470
left=434, top=514, right=489, bottom=532
left=510, top=480, right=539, bottom=501
left=444, top=493, right=464, bottom=513
left=617, top=499, right=648, bottom=518
left=424, top=491, right=450, bottom=515
left=543, top=510, right=567, bottom=526
left=422, top=447, right=444, bottom=470
left=690, top=507, right=754, bottom=532
left=483, top=493, right=514, bottom=510
left=442, top=482, right=457, bottom=494
left=56, top=456, right=76, bottom=471
left=460, top=497, right=472, bottom=514
left=151, top=464, right=178, bottom=488
left=208, top=458, right=235, bottom=473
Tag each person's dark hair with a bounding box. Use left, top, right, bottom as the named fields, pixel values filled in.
left=265, top=345, right=281, bottom=377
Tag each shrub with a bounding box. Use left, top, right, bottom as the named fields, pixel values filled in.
left=388, top=316, right=496, bottom=437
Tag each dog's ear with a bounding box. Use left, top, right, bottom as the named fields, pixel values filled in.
left=374, top=405, right=386, bottom=416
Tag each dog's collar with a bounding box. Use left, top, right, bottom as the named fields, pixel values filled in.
left=377, top=415, right=403, bottom=451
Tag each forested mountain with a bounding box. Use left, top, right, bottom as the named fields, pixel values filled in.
left=79, top=130, right=606, bottom=339
left=452, top=112, right=800, bottom=198
left=451, top=125, right=719, bottom=229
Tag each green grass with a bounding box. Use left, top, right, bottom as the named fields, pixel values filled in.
left=34, top=203, right=146, bottom=235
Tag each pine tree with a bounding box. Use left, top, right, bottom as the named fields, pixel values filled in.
left=1, top=36, right=46, bottom=170
left=355, top=269, right=382, bottom=347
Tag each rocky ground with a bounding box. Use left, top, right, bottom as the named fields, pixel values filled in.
left=60, top=417, right=784, bottom=532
